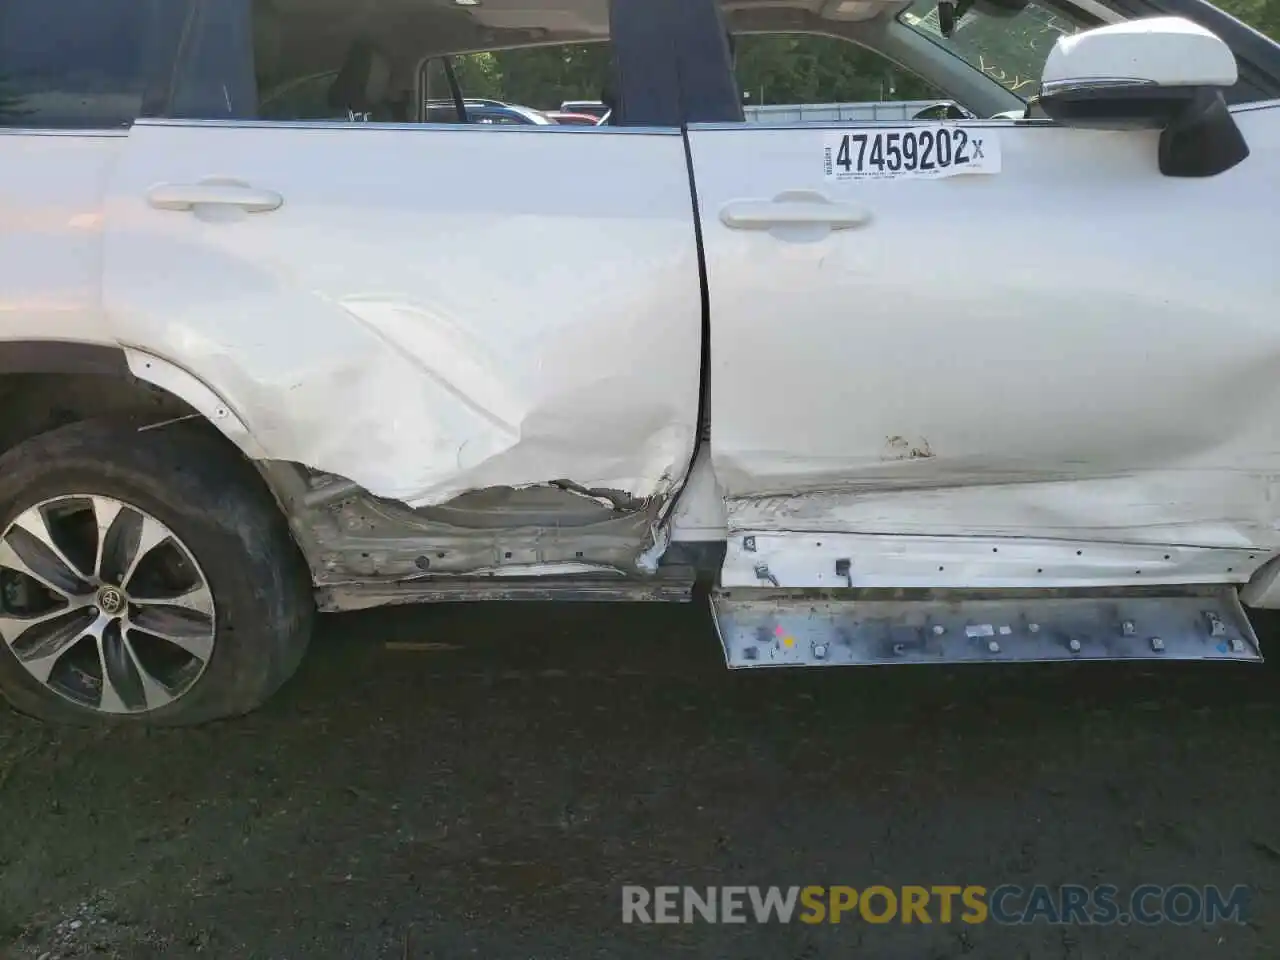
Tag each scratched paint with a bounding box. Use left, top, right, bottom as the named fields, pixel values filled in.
left=692, top=106, right=1280, bottom=573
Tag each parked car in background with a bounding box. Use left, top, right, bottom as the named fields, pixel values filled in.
left=544, top=111, right=605, bottom=125
left=423, top=100, right=554, bottom=124
left=558, top=100, right=610, bottom=119
left=464, top=103, right=555, bottom=125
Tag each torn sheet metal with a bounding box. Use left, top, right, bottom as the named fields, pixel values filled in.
left=257, top=462, right=669, bottom=582
left=105, top=122, right=701, bottom=512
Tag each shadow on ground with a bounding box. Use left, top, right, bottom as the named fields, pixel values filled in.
left=2, top=602, right=1279, bottom=959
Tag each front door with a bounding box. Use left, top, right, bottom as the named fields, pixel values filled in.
left=690, top=106, right=1280, bottom=590
left=101, top=0, right=703, bottom=573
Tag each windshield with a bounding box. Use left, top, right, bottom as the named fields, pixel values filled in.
left=899, top=0, right=1101, bottom=100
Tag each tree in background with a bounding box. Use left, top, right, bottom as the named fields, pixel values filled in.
left=1227, top=0, right=1280, bottom=37
left=451, top=44, right=611, bottom=109
left=463, top=0, right=1279, bottom=111
left=733, top=34, right=942, bottom=104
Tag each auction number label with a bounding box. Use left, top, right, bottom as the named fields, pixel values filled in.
left=823, top=126, right=1001, bottom=181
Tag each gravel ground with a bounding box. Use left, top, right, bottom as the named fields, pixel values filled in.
left=2, top=600, right=1279, bottom=959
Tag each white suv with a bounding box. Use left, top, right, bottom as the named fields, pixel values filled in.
left=2, top=0, right=1278, bottom=725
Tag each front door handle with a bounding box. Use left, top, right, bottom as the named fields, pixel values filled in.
left=720, top=191, right=871, bottom=230
left=147, top=182, right=283, bottom=213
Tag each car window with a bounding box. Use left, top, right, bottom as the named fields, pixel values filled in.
left=250, top=0, right=616, bottom=126
left=259, top=72, right=340, bottom=121
left=729, top=33, right=953, bottom=125
left=0, top=0, right=154, bottom=128
left=470, top=106, right=540, bottom=124
left=560, top=100, right=610, bottom=118
left=899, top=0, right=1097, bottom=99
left=420, top=47, right=612, bottom=125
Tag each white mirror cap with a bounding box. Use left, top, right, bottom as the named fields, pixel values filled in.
left=1042, top=16, right=1238, bottom=90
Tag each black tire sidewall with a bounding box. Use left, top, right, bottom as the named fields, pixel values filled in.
left=0, top=420, right=313, bottom=726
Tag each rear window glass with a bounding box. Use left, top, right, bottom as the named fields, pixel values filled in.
left=0, top=0, right=154, bottom=128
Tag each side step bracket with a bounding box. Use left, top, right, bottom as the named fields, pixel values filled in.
left=711, top=588, right=1261, bottom=668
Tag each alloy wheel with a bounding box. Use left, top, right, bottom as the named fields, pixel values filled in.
left=0, top=495, right=216, bottom=715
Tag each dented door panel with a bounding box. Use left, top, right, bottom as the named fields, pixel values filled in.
left=104, top=122, right=702, bottom=525
left=691, top=105, right=1280, bottom=585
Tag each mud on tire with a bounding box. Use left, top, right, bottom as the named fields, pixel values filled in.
left=0, top=419, right=314, bottom=726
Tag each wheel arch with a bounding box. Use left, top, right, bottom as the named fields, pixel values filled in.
left=120, top=347, right=267, bottom=459
left=0, top=340, right=325, bottom=591
left=0, top=340, right=265, bottom=459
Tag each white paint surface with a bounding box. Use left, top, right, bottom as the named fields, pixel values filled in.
left=8, top=95, right=1280, bottom=601
left=103, top=121, right=702, bottom=508
left=690, top=103, right=1280, bottom=586
left=722, top=531, right=1265, bottom=590
left=1042, top=16, right=1238, bottom=90
left=123, top=348, right=265, bottom=457
left=0, top=131, right=120, bottom=344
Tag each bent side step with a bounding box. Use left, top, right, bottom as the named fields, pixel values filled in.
left=711, top=587, right=1261, bottom=668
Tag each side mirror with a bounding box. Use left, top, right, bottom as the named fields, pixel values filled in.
left=1034, top=17, right=1249, bottom=177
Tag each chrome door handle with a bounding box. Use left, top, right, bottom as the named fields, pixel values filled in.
left=147, top=183, right=283, bottom=213
left=720, top=191, right=871, bottom=230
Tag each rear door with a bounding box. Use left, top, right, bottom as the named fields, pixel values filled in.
left=101, top=0, right=702, bottom=567
left=688, top=19, right=1280, bottom=591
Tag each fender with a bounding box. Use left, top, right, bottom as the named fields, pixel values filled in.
left=0, top=339, right=265, bottom=459
left=122, top=347, right=267, bottom=459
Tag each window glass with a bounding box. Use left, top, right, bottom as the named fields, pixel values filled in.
left=0, top=0, right=152, bottom=128
left=259, top=73, right=340, bottom=121
left=730, top=34, right=955, bottom=124
left=473, top=109, right=540, bottom=124
left=900, top=0, right=1096, bottom=99
left=443, top=46, right=613, bottom=114
left=252, top=0, right=614, bottom=125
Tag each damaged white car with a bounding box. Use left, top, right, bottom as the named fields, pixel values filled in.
left=1, top=0, right=1277, bottom=724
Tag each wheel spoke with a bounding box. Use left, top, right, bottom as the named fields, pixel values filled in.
left=132, top=582, right=214, bottom=620
left=122, top=514, right=171, bottom=591
left=100, top=507, right=170, bottom=590
left=0, top=602, right=79, bottom=644
left=0, top=527, right=88, bottom=598
left=122, top=633, right=177, bottom=711
left=98, top=623, right=147, bottom=713
left=5, top=608, right=95, bottom=683
left=11, top=506, right=92, bottom=581
left=90, top=496, right=123, bottom=582
left=128, top=604, right=215, bottom=662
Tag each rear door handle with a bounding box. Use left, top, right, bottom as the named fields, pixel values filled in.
left=147, top=183, right=283, bottom=213
left=720, top=191, right=871, bottom=230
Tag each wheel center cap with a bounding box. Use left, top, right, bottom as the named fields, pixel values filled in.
left=97, top=586, right=125, bottom=616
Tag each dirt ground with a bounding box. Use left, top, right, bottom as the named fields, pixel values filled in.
left=2, top=599, right=1280, bottom=959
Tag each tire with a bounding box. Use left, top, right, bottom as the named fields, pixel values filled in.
left=0, top=418, right=314, bottom=726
